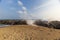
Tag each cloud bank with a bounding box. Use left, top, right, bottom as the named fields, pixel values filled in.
left=32, top=0, right=60, bottom=21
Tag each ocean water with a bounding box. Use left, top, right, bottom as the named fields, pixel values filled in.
left=0, top=24, right=9, bottom=27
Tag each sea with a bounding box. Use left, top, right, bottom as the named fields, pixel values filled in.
left=0, top=24, right=9, bottom=27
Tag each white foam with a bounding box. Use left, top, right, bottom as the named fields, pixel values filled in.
left=26, top=20, right=37, bottom=26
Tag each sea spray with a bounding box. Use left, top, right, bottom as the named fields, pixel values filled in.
left=26, top=20, right=37, bottom=26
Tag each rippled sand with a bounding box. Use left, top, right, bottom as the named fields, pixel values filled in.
left=0, top=25, right=60, bottom=40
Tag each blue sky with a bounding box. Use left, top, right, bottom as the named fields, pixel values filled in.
left=0, top=0, right=46, bottom=19
left=0, top=0, right=60, bottom=20
left=0, top=0, right=48, bottom=19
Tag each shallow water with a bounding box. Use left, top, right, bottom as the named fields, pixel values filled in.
left=0, top=24, right=9, bottom=27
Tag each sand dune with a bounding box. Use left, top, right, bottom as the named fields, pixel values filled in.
left=0, top=25, right=60, bottom=40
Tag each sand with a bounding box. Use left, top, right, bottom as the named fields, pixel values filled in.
left=0, top=25, right=60, bottom=40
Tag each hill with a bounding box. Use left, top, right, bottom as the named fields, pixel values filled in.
left=0, top=25, right=60, bottom=40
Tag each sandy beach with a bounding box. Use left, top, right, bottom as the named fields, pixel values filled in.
left=0, top=25, right=59, bottom=40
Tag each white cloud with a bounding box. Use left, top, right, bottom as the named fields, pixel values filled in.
left=22, top=6, right=27, bottom=11
left=32, top=0, right=60, bottom=20
left=17, top=0, right=27, bottom=12
left=17, top=0, right=28, bottom=19
left=18, top=1, right=23, bottom=6
left=33, top=0, right=59, bottom=10
left=18, top=11, right=23, bottom=14
left=17, top=0, right=37, bottom=19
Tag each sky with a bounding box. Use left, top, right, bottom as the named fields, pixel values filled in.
left=0, top=0, right=60, bottom=21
